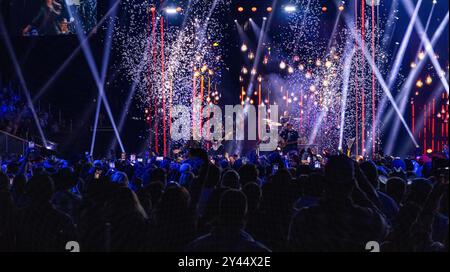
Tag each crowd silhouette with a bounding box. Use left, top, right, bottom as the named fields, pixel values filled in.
left=0, top=145, right=448, bottom=252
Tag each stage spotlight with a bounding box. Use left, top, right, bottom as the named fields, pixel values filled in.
left=176, top=7, right=182, bottom=13
left=416, top=79, right=423, bottom=88
left=165, top=7, right=178, bottom=14
left=418, top=51, right=425, bottom=60
left=325, top=60, right=332, bottom=68
left=284, top=5, right=297, bottom=12
left=322, top=6, right=328, bottom=12
left=241, top=43, right=248, bottom=52
left=267, top=7, right=273, bottom=12
left=338, top=5, right=344, bottom=11
left=426, top=75, right=433, bottom=85
left=426, top=148, right=433, bottom=154
left=410, top=62, right=417, bottom=68
left=248, top=51, right=254, bottom=59
left=251, top=68, right=257, bottom=75
left=237, top=6, right=244, bottom=12
left=279, top=61, right=286, bottom=69
left=263, top=17, right=267, bottom=20
left=288, top=66, right=294, bottom=73
left=298, top=64, right=305, bottom=71
left=150, top=6, right=156, bottom=12
left=251, top=7, right=257, bottom=12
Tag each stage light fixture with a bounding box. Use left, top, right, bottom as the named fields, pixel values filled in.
left=263, top=17, right=267, bottom=20
left=416, top=79, right=423, bottom=88
left=426, top=75, right=433, bottom=85
left=165, top=7, right=178, bottom=14
left=267, top=7, right=273, bottom=12
left=288, top=66, right=294, bottom=73
left=251, top=7, right=257, bottom=12
left=237, top=6, right=244, bottom=12
left=322, top=6, right=328, bottom=12
left=284, top=5, right=297, bottom=12
left=418, top=51, right=425, bottom=60
left=338, top=5, right=345, bottom=11
left=241, top=43, right=248, bottom=52
left=279, top=61, right=286, bottom=69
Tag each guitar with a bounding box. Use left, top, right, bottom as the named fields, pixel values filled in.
left=278, top=138, right=299, bottom=149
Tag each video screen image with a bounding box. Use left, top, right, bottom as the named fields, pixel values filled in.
left=9, top=0, right=97, bottom=36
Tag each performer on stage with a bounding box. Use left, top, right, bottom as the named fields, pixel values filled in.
left=280, top=110, right=290, bottom=126
left=279, top=122, right=299, bottom=153
left=22, top=0, right=63, bottom=35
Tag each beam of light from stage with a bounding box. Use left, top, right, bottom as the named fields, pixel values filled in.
left=68, top=1, right=125, bottom=154
left=30, top=1, right=121, bottom=105
left=308, top=112, right=326, bottom=146
left=376, top=1, right=437, bottom=130
left=342, top=14, right=419, bottom=149
left=90, top=9, right=117, bottom=156
left=246, top=19, right=267, bottom=97
left=379, top=13, right=448, bottom=130
left=234, top=19, right=250, bottom=46
left=399, top=84, right=446, bottom=155
left=0, top=15, right=48, bottom=147
left=384, top=12, right=449, bottom=154
left=402, top=0, right=449, bottom=94
left=90, top=97, right=102, bottom=156
left=381, top=0, right=400, bottom=50
left=327, top=1, right=343, bottom=52
left=387, top=0, right=423, bottom=90
left=375, top=0, right=423, bottom=154
left=338, top=48, right=355, bottom=151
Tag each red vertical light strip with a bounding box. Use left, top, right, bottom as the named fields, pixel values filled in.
left=424, top=105, right=427, bottom=154
left=160, top=16, right=167, bottom=157
left=206, top=76, right=211, bottom=149
left=361, top=0, right=366, bottom=156
left=411, top=100, right=415, bottom=135
left=371, top=0, right=376, bottom=156
left=258, top=82, right=262, bottom=140
left=193, top=71, right=197, bottom=137
left=432, top=99, right=435, bottom=152
left=200, top=75, right=205, bottom=138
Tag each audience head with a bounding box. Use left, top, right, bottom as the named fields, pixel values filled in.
left=110, top=171, right=129, bottom=187
left=324, top=155, right=355, bottom=198
left=405, top=178, right=433, bottom=206
left=238, top=163, right=258, bottom=186
left=219, top=189, right=247, bottom=229
left=221, top=169, right=241, bottom=189
left=25, top=174, right=55, bottom=203
left=386, top=177, right=406, bottom=205
left=360, top=161, right=379, bottom=189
